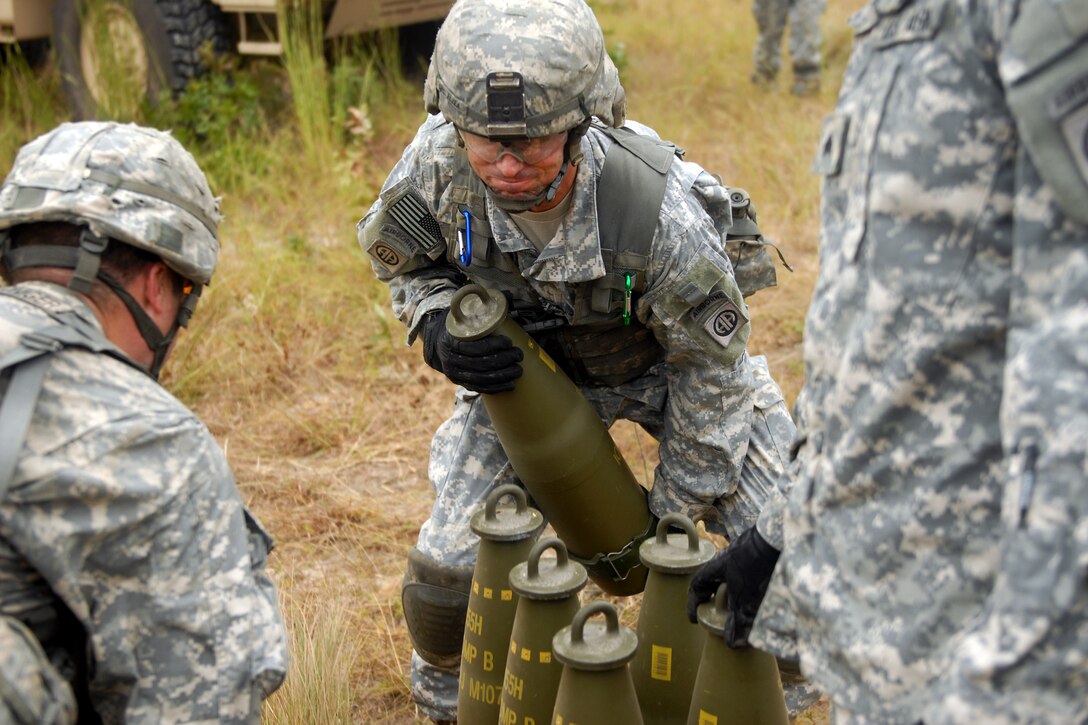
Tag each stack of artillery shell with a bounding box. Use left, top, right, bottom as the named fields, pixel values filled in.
left=457, top=484, right=543, bottom=723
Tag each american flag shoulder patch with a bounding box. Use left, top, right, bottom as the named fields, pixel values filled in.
left=380, top=178, right=445, bottom=257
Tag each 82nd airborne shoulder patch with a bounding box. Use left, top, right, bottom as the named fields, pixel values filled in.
left=690, top=290, right=748, bottom=348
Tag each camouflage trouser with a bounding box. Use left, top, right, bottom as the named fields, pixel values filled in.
left=409, top=356, right=821, bottom=721
left=751, top=0, right=826, bottom=80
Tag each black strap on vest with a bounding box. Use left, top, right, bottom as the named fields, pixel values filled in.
left=595, top=126, right=676, bottom=271
left=587, top=127, right=678, bottom=315
left=0, top=355, right=49, bottom=502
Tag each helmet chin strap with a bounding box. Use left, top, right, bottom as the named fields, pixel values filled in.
left=4, top=227, right=202, bottom=381
left=545, top=160, right=570, bottom=202
left=487, top=159, right=571, bottom=212
left=94, top=271, right=202, bottom=380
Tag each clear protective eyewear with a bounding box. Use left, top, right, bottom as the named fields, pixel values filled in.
left=459, top=129, right=568, bottom=165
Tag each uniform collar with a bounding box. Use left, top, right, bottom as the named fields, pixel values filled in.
left=8, top=280, right=104, bottom=331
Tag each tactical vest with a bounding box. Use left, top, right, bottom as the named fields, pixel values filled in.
left=434, top=125, right=780, bottom=386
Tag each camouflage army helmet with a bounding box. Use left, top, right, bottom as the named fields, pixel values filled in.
left=424, top=0, right=627, bottom=139
left=0, top=121, right=220, bottom=285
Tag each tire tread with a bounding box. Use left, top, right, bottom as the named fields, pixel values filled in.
left=154, top=0, right=230, bottom=90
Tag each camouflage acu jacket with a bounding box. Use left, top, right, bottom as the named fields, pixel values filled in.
left=0, top=282, right=287, bottom=723
left=752, top=0, right=1088, bottom=721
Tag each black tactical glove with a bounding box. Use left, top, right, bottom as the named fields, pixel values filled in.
left=421, top=308, right=524, bottom=394
left=686, top=525, right=780, bottom=648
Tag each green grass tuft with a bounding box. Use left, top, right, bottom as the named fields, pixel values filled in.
left=0, top=45, right=64, bottom=168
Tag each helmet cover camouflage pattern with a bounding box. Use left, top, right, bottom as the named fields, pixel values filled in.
left=424, top=0, right=627, bottom=138
left=0, top=122, right=220, bottom=284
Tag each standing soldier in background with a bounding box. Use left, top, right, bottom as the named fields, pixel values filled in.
left=359, top=0, right=819, bottom=721
left=0, top=122, right=288, bottom=723
left=750, top=0, right=826, bottom=95
left=690, top=0, right=1088, bottom=721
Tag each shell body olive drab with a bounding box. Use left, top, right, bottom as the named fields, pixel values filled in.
left=630, top=513, right=716, bottom=725
left=499, top=537, right=587, bottom=725
left=457, top=484, right=544, bottom=724
left=552, top=601, right=644, bottom=725
left=445, top=284, right=656, bottom=596
left=686, top=584, right=789, bottom=725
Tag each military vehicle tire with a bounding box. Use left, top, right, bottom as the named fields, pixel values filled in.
left=52, top=0, right=229, bottom=119
left=0, top=39, right=50, bottom=68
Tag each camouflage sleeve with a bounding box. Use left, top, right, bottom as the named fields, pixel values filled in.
left=748, top=387, right=817, bottom=661
left=755, top=481, right=788, bottom=549
left=7, top=356, right=288, bottom=723
left=358, top=114, right=463, bottom=344
left=640, top=169, right=756, bottom=527
left=934, top=6, right=1088, bottom=717
left=935, top=154, right=1088, bottom=725
left=755, top=385, right=815, bottom=549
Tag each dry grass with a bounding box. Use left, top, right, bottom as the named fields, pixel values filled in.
left=220, top=0, right=862, bottom=718
left=1, top=0, right=870, bottom=721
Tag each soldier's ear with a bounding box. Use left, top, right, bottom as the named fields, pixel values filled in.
left=141, top=261, right=181, bottom=321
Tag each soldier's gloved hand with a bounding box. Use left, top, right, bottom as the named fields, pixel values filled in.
left=421, top=308, right=523, bottom=394
left=686, top=526, right=780, bottom=648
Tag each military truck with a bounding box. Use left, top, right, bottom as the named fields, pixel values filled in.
left=0, top=0, right=454, bottom=117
